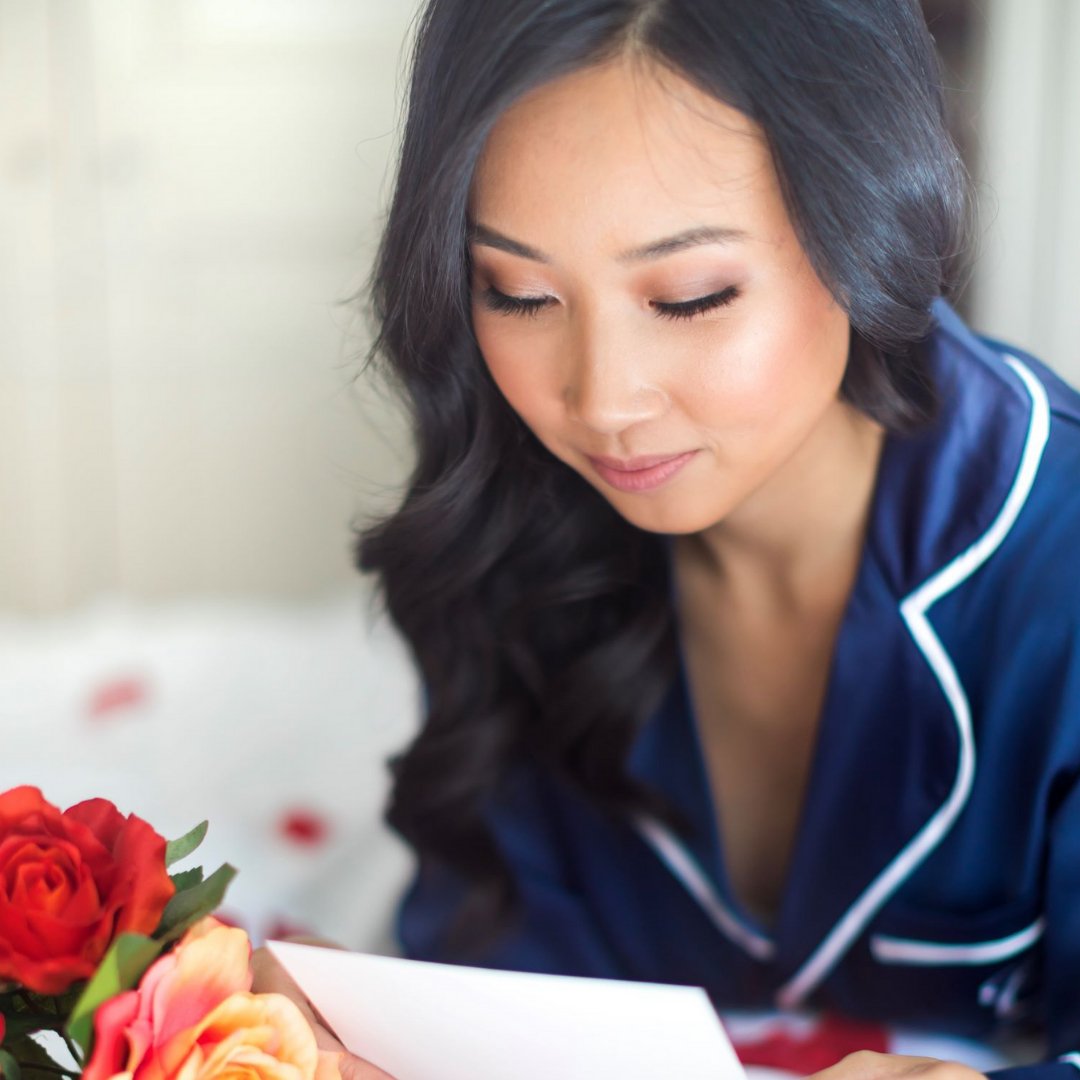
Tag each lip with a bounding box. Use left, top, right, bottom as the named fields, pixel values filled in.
left=586, top=450, right=699, bottom=493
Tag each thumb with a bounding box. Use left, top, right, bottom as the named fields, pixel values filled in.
left=337, top=1052, right=398, bottom=1080
left=251, top=945, right=396, bottom=1079
left=317, top=1044, right=396, bottom=1080
left=309, top=1013, right=395, bottom=1080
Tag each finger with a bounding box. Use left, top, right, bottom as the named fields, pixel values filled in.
left=251, top=945, right=303, bottom=994
left=336, top=1052, right=398, bottom=1080
left=251, top=947, right=341, bottom=1045
left=808, top=1051, right=921, bottom=1080
left=806, top=1051, right=983, bottom=1080
left=250, top=948, right=397, bottom=1079
left=306, top=1008, right=398, bottom=1080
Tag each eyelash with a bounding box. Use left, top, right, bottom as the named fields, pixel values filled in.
left=479, top=285, right=740, bottom=322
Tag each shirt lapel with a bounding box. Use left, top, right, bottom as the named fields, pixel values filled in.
left=623, top=297, right=1042, bottom=1002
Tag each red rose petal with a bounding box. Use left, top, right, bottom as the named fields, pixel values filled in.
left=25, top=906, right=90, bottom=955
left=0, top=787, right=58, bottom=831
left=277, top=809, right=331, bottom=847
left=0, top=899, right=42, bottom=955
left=0, top=788, right=174, bottom=994
left=14, top=860, right=73, bottom=915
left=65, top=799, right=129, bottom=853
left=106, top=815, right=174, bottom=936
left=62, top=868, right=104, bottom=922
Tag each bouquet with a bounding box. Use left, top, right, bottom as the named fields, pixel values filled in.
left=0, top=786, right=340, bottom=1080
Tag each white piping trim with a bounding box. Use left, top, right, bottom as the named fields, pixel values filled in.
left=634, top=815, right=776, bottom=960
left=994, top=962, right=1031, bottom=1019
left=1058, top=1053, right=1080, bottom=1072
left=870, top=916, right=1045, bottom=966
left=776, top=354, right=1051, bottom=1009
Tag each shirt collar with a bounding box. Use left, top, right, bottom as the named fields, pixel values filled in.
left=868, top=296, right=1036, bottom=600
left=623, top=296, right=1041, bottom=985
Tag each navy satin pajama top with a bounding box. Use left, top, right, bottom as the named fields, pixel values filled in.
left=397, top=297, right=1080, bottom=1080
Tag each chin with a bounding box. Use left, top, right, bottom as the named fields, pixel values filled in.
left=603, top=495, right=727, bottom=537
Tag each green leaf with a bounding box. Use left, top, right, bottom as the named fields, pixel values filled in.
left=165, top=821, right=208, bottom=867
left=51, top=988, right=84, bottom=1019
left=14, top=988, right=82, bottom=1019
left=155, top=863, right=237, bottom=946
left=0, top=988, right=81, bottom=1038
left=65, top=934, right=163, bottom=1057
left=169, top=867, right=204, bottom=892
left=3, top=1032, right=70, bottom=1080
left=0, top=1014, right=51, bottom=1042
left=0, top=1049, right=20, bottom=1080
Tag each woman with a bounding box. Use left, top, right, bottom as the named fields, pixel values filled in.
left=255, top=1, right=1080, bottom=1077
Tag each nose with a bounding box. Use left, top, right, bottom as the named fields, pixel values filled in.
left=563, top=317, right=667, bottom=435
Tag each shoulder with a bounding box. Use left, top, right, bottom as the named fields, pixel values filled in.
left=870, top=301, right=1080, bottom=600
left=981, top=345, right=1080, bottom=576
left=926, top=317, right=1080, bottom=750
left=920, top=300, right=1080, bottom=565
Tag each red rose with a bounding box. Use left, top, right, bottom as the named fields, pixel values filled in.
left=0, top=786, right=175, bottom=994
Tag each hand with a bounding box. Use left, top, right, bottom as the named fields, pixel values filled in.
left=251, top=938, right=397, bottom=1080
left=807, top=1051, right=986, bottom=1080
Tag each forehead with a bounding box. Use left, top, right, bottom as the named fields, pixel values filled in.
left=470, top=55, right=785, bottom=251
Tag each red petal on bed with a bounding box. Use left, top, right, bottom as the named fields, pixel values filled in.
left=732, top=1013, right=890, bottom=1076
left=277, top=809, right=330, bottom=847
left=264, top=915, right=314, bottom=941
left=86, top=677, right=149, bottom=719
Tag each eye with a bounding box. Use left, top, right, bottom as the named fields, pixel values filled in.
left=479, top=286, right=553, bottom=318
left=651, top=285, right=740, bottom=322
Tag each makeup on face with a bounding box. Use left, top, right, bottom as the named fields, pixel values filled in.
left=470, top=248, right=748, bottom=326
left=586, top=450, right=701, bottom=493
left=467, top=55, right=853, bottom=539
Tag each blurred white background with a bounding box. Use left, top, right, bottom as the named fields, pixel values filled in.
left=1, top=0, right=1079, bottom=613
left=0, top=0, right=1077, bottom=950
left=0, top=0, right=418, bottom=612
left=0, top=0, right=425, bottom=952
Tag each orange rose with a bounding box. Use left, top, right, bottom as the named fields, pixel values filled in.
left=0, top=786, right=175, bottom=994
left=84, top=918, right=341, bottom=1080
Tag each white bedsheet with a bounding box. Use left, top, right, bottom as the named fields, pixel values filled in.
left=0, top=581, right=420, bottom=953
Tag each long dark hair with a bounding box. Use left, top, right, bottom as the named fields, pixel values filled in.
left=357, top=0, right=972, bottom=953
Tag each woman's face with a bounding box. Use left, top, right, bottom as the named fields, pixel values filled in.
left=468, top=56, right=854, bottom=537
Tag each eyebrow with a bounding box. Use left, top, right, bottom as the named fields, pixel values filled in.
left=468, top=223, right=750, bottom=264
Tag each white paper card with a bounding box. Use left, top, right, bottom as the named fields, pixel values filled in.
left=268, top=942, right=746, bottom=1080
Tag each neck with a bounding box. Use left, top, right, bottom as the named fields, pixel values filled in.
left=679, top=400, right=886, bottom=615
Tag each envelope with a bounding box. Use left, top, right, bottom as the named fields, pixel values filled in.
left=268, top=942, right=746, bottom=1080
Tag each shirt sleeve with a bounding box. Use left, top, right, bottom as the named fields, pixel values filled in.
left=395, top=760, right=628, bottom=978
left=987, top=776, right=1080, bottom=1080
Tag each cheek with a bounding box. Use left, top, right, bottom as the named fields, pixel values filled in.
left=472, top=314, right=561, bottom=428
left=685, top=292, right=849, bottom=431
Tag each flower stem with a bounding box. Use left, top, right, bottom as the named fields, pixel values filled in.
left=59, top=1031, right=83, bottom=1066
